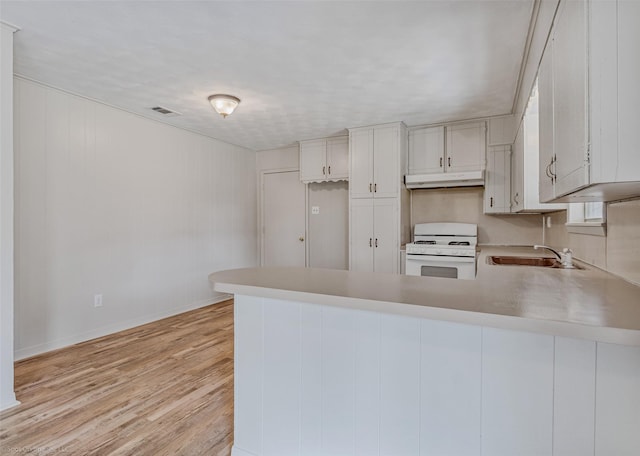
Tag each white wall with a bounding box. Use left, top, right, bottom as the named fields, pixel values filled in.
left=1, top=22, right=20, bottom=411
left=308, top=181, right=349, bottom=270
left=13, top=78, right=257, bottom=359
left=411, top=187, right=543, bottom=245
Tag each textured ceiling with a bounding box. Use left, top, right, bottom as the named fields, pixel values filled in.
left=1, top=0, right=534, bottom=151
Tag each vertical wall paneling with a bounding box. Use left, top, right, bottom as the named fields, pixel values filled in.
left=420, top=319, right=481, bottom=456
left=262, top=298, right=301, bottom=456
left=481, top=328, right=554, bottom=456
left=233, top=296, right=640, bottom=456
left=553, top=337, right=596, bottom=456
left=300, top=303, right=322, bottom=456
left=233, top=295, right=264, bottom=455
left=379, top=315, right=420, bottom=456
left=0, top=21, right=19, bottom=411
left=595, top=343, right=640, bottom=455
left=321, top=306, right=356, bottom=455
left=354, top=311, right=381, bottom=455
left=14, top=78, right=257, bottom=358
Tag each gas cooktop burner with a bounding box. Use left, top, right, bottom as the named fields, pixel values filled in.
left=414, top=240, right=436, bottom=245
left=448, top=241, right=471, bottom=246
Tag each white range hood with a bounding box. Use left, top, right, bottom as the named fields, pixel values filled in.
left=404, top=170, right=485, bottom=189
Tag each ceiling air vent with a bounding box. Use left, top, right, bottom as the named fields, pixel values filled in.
left=150, top=106, right=180, bottom=117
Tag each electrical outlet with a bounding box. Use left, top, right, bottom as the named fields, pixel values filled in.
left=94, top=294, right=103, bottom=307
left=546, top=216, right=552, bottom=228
left=311, top=206, right=320, bottom=215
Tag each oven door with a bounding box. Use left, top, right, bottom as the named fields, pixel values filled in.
left=405, top=254, right=476, bottom=280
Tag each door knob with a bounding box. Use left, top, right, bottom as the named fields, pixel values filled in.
left=299, top=237, right=304, bottom=242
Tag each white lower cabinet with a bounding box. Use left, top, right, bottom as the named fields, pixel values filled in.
left=349, top=198, right=398, bottom=274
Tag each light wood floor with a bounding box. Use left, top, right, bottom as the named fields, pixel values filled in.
left=0, top=300, right=234, bottom=456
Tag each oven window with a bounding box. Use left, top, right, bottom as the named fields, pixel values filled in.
left=420, top=265, right=458, bottom=279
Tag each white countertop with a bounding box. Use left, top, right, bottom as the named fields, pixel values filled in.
left=209, top=246, right=640, bottom=346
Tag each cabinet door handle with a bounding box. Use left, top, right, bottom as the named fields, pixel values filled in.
left=369, top=238, right=373, bottom=247
left=514, top=193, right=519, bottom=205
left=375, top=238, right=378, bottom=248
left=323, top=166, right=326, bottom=175
left=374, top=183, right=377, bottom=192
left=440, top=157, right=443, bottom=168
left=448, top=157, right=451, bottom=167
left=369, top=183, right=372, bottom=192
left=328, top=165, right=331, bottom=175
left=545, top=162, right=552, bottom=178
left=490, top=196, right=494, bottom=207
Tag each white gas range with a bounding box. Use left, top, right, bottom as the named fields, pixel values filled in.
left=405, top=222, right=478, bottom=280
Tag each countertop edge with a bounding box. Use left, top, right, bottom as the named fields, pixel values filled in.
left=211, top=280, right=640, bottom=347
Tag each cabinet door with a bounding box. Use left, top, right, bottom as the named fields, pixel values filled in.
left=326, top=136, right=349, bottom=181
left=349, top=199, right=374, bottom=272
left=350, top=129, right=374, bottom=198
left=373, top=125, right=399, bottom=198
left=511, top=123, right=525, bottom=213
left=538, top=43, right=556, bottom=203
left=373, top=199, right=399, bottom=274
left=552, top=0, right=589, bottom=197
left=300, top=139, right=326, bottom=183
left=446, top=122, right=486, bottom=172
left=484, top=145, right=511, bottom=214
left=408, top=126, right=444, bottom=174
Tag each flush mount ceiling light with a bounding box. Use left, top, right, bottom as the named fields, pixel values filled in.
left=208, top=94, right=241, bottom=118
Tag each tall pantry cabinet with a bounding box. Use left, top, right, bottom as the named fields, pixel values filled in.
left=348, top=123, right=409, bottom=274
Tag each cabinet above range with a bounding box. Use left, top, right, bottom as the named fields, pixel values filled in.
left=405, top=121, right=486, bottom=189
left=299, top=136, right=349, bottom=183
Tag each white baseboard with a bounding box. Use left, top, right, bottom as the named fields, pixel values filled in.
left=231, top=445, right=258, bottom=456
left=0, top=398, right=21, bottom=412
left=14, top=294, right=233, bottom=361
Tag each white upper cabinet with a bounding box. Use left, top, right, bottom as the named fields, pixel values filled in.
left=349, top=123, right=405, bottom=199
left=300, top=139, right=327, bottom=183
left=540, top=0, right=640, bottom=202
left=484, top=145, right=512, bottom=214
left=408, top=121, right=486, bottom=176
left=326, top=136, right=349, bottom=180
left=373, top=124, right=401, bottom=198
left=299, top=136, right=348, bottom=183
left=511, top=96, right=565, bottom=214
left=446, top=122, right=487, bottom=172
left=551, top=0, right=588, bottom=197
left=538, top=41, right=556, bottom=204
left=408, top=126, right=444, bottom=174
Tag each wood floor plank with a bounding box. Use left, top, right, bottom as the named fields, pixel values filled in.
left=0, top=300, right=235, bottom=455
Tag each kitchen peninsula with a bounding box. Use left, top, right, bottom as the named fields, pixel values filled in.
left=209, top=247, right=640, bottom=456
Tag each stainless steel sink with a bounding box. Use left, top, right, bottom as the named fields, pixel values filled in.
left=487, top=255, right=583, bottom=269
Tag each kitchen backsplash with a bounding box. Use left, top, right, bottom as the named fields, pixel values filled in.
left=544, top=198, right=640, bottom=285
left=411, top=187, right=543, bottom=245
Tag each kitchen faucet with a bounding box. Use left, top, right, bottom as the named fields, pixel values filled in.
left=534, top=245, right=575, bottom=268
left=533, top=245, right=562, bottom=261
